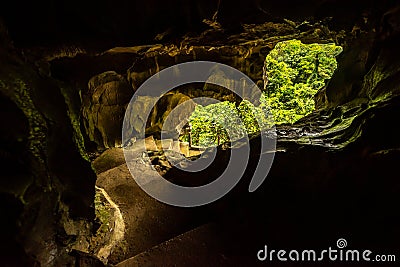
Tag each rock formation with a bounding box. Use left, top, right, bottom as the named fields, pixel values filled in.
left=0, top=22, right=97, bottom=266
left=82, top=71, right=133, bottom=149
left=1, top=0, right=400, bottom=266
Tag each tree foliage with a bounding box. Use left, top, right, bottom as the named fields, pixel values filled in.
left=264, top=39, right=342, bottom=124
left=189, top=99, right=271, bottom=147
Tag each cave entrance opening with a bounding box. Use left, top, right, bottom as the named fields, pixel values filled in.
left=264, top=39, right=342, bottom=124
left=183, top=39, right=342, bottom=149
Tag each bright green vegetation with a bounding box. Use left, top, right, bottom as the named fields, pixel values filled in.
left=264, top=39, right=342, bottom=123
left=94, top=188, right=112, bottom=235
left=188, top=99, right=271, bottom=147
left=187, top=40, right=342, bottom=147
left=188, top=101, right=241, bottom=147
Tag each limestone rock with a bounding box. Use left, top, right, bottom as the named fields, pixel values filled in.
left=83, top=71, right=133, bottom=149
left=123, top=92, right=195, bottom=140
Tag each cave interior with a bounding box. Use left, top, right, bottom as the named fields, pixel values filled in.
left=1, top=0, right=400, bottom=266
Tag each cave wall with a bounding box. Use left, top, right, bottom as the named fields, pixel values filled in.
left=0, top=25, right=97, bottom=266
left=1, top=0, right=400, bottom=265
left=319, top=5, right=400, bottom=108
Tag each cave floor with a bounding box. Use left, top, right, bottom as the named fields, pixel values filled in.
left=95, top=152, right=208, bottom=265
left=93, top=124, right=400, bottom=267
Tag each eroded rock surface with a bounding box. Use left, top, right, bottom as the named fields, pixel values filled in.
left=83, top=71, right=133, bottom=149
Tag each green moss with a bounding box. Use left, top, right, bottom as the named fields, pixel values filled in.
left=94, top=188, right=112, bottom=235
left=59, top=85, right=90, bottom=162
left=0, top=72, right=50, bottom=199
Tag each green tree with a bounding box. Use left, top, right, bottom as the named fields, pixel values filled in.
left=189, top=98, right=272, bottom=147
left=190, top=101, right=246, bottom=147
left=265, top=40, right=342, bottom=124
